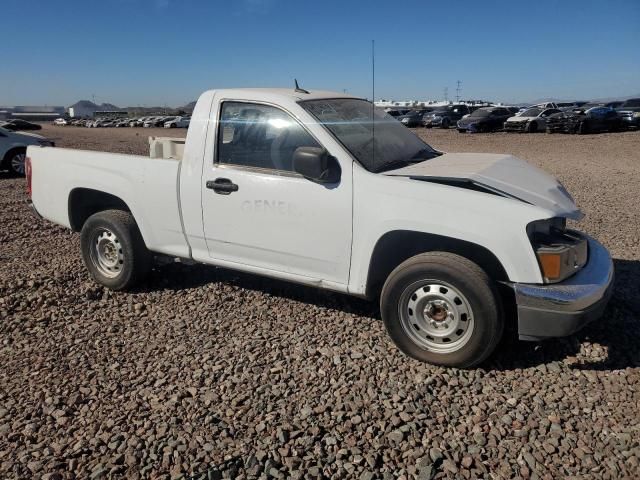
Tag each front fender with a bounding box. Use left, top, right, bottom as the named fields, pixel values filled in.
left=348, top=167, right=552, bottom=296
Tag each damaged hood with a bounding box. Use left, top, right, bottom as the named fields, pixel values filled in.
left=384, top=152, right=583, bottom=220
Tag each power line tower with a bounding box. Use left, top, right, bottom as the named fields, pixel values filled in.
left=456, top=80, right=462, bottom=102
left=444, top=87, right=449, bottom=102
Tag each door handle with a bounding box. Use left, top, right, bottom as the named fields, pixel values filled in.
left=206, top=178, right=239, bottom=195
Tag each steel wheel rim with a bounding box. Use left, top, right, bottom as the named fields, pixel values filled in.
left=399, top=280, right=475, bottom=353
left=11, top=153, right=26, bottom=175
left=89, top=228, right=124, bottom=278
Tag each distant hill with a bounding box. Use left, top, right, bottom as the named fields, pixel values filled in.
left=182, top=101, right=196, bottom=111
left=69, top=100, right=125, bottom=111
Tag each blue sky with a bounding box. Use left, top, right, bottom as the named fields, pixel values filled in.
left=3, top=0, right=639, bottom=107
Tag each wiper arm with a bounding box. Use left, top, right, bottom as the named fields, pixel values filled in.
left=410, top=148, right=441, bottom=160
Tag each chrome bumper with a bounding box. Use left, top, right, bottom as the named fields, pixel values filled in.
left=510, top=236, right=614, bottom=340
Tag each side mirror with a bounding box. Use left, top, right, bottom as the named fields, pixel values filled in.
left=293, top=147, right=341, bottom=184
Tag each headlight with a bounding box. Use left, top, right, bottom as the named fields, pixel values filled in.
left=634, top=112, right=640, bottom=118
left=527, top=218, right=588, bottom=283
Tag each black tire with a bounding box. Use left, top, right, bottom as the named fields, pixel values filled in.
left=457, top=128, right=464, bottom=133
left=441, top=118, right=450, bottom=129
left=380, top=252, right=503, bottom=368
left=546, top=127, right=553, bottom=134
left=3, top=148, right=27, bottom=176
left=80, top=209, right=152, bottom=290
left=577, top=121, right=589, bottom=135
left=527, top=121, right=538, bottom=133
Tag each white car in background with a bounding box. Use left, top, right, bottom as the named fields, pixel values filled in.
left=0, top=126, right=54, bottom=175
left=504, top=107, right=561, bottom=133
left=53, top=118, right=68, bottom=126
left=143, top=117, right=166, bottom=128
left=164, top=116, right=190, bottom=128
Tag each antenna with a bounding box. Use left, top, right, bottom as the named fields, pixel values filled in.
left=294, top=79, right=309, bottom=94
left=444, top=87, right=449, bottom=102
left=456, top=80, right=462, bottom=102
left=371, top=39, right=375, bottom=168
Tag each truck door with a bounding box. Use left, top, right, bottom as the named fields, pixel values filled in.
left=201, top=101, right=353, bottom=286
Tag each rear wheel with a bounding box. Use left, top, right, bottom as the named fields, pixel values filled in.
left=441, top=118, right=450, bottom=129
left=380, top=252, right=503, bottom=368
left=5, top=149, right=27, bottom=176
left=527, top=121, right=538, bottom=133
left=80, top=210, right=152, bottom=290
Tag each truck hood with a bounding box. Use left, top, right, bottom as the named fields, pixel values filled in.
left=383, top=152, right=583, bottom=220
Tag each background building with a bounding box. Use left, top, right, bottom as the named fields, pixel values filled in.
left=2, top=106, right=65, bottom=121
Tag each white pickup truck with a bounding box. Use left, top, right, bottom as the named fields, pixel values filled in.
left=26, top=88, right=614, bottom=367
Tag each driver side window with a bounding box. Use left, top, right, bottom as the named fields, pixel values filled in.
left=217, top=102, right=320, bottom=172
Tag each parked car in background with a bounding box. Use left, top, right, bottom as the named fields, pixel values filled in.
left=546, top=104, right=622, bottom=134
left=423, top=105, right=471, bottom=129
left=617, top=98, right=640, bottom=130
left=503, top=108, right=561, bottom=133
left=385, top=109, right=411, bottom=118
left=53, top=118, right=68, bottom=126
left=164, top=116, right=190, bottom=128
left=0, top=119, right=42, bottom=131
left=397, top=109, right=431, bottom=127
left=456, top=107, right=512, bottom=133
left=129, top=117, right=147, bottom=127
left=1, top=126, right=54, bottom=175
left=144, top=117, right=168, bottom=127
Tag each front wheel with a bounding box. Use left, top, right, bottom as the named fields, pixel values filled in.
left=380, top=252, right=503, bottom=368
left=577, top=121, right=589, bottom=135
left=440, top=118, right=450, bottom=129
left=80, top=210, right=152, bottom=290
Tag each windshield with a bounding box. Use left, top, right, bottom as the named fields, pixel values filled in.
left=521, top=108, right=542, bottom=117
left=302, top=98, right=440, bottom=173
left=622, top=99, right=640, bottom=108
left=579, top=103, right=602, bottom=110
left=469, top=109, right=491, bottom=117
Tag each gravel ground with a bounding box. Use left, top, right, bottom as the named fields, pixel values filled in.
left=1, top=125, right=639, bottom=479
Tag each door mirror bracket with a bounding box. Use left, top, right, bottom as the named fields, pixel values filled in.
left=292, top=147, right=341, bottom=184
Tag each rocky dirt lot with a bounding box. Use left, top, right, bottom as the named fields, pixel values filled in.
left=1, top=125, right=639, bottom=479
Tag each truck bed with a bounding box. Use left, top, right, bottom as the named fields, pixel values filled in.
left=28, top=146, right=190, bottom=259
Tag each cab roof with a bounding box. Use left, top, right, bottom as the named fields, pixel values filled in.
left=203, top=88, right=363, bottom=102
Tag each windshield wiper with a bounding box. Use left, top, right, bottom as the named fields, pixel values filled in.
left=410, top=148, right=441, bottom=160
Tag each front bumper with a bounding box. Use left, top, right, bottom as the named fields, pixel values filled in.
left=423, top=117, right=442, bottom=127
left=620, top=115, right=640, bottom=128
left=503, top=121, right=528, bottom=132
left=510, top=236, right=614, bottom=340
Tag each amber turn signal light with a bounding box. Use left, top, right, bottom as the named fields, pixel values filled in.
left=537, top=252, right=562, bottom=280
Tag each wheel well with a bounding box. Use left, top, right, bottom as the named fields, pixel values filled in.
left=365, top=230, right=509, bottom=299
left=68, top=188, right=131, bottom=232
left=2, top=146, right=26, bottom=166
